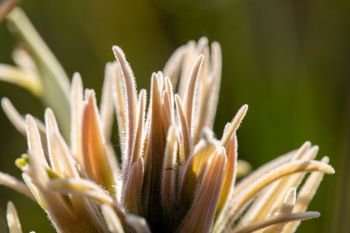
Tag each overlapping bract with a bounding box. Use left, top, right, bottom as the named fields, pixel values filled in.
left=0, top=36, right=334, bottom=233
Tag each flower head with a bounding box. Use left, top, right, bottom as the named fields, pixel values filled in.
left=0, top=6, right=334, bottom=233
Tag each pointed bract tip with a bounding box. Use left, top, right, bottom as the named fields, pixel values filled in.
left=241, top=104, right=249, bottom=112
left=44, top=107, right=55, bottom=118
left=112, top=46, right=125, bottom=59
left=44, top=108, right=59, bottom=134
left=72, top=72, right=82, bottom=82
left=211, top=41, right=221, bottom=48
left=303, top=141, right=312, bottom=147
left=310, top=145, right=320, bottom=154
left=323, top=163, right=335, bottom=174
left=25, top=114, right=34, bottom=125
left=1, top=97, right=10, bottom=107
left=84, top=89, right=96, bottom=101
left=321, top=156, right=330, bottom=163
left=6, top=200, right=23, bottom=233
left=221, top=104, right=248, bottom=146
left=1, top=97, right=13, bottom=115
left=7, top=201, right=15, bottom=211
left=198, top=36, right=208, bottom=44
left=139, top=89, right=147, bottom=97
left=297, top=141, right=312, bottom=153
left=322, top=157, right=334, bottom=174
left=310, top=211, right=321, bottom=218
left=235, top=104, right=248, bottom=125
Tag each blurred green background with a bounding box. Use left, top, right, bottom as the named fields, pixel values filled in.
left=0, top=0, right=349, bottom=232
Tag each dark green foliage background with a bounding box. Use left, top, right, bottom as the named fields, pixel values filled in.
left=0, top=0, right=349, bottom=232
